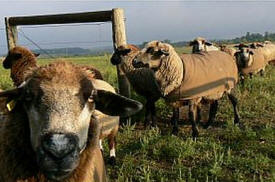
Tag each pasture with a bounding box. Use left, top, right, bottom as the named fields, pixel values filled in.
left=0, top=50, right=274, bottom=182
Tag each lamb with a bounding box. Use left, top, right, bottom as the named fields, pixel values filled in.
left=133, top=41, right=240, bottom=137
left=189, top=37, right=219, bottom=53
left=0, top=61, right=142, bottom=182
left=234, top=44, right=267, bottom=83
left=111, top=44, right=162, bottom=127
left=2, top=46, right=117, bottom=164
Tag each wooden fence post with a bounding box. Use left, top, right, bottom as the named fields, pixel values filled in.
left=5, top=17, right=18, bottom=50
left=112, top=8, right=131, bottom=98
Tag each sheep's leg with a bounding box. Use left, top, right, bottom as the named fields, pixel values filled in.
left=150, top=101, right=157, bottom=127
left=99, top=139, right=104, bottom=152
left=204, top=100, right=218, bottom=129
left=189, top=103, right=199, bottom=138
left=260, top=69, right=264, bottom=77
left=108, top=135, right=116, bottom=165
left=144, top=99, right=151, bottom=127
left=249, top=73, right=253, bottom=79
left=228, top=94, right=241, bottom=126
left=171, top=108, right=179, bottom=135
left=197, top=105, right=201, bottom=123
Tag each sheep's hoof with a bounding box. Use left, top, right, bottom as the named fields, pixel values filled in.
left=172, top=127, right=179, bottom=135
left=203, top=123, right=210, bottom=129
left=108, top=157, right=116, bottom=166
left=192, top=130, right=199, bottom=139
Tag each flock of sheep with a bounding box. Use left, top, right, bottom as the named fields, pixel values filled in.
left=0, top=36, right=274, bottom=181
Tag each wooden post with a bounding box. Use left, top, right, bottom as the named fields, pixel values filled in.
left=5, top=17, right=18, bottom=50
left=112, top=8, right=131, bottom=98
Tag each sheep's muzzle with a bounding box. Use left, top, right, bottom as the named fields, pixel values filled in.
left=37, top=133, right=82, bottom=181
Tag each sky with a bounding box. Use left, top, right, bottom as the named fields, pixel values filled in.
left=0, top=0, right=274, bottom=54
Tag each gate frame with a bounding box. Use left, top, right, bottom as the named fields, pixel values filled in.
left=5, top=8, right=130, bottom=97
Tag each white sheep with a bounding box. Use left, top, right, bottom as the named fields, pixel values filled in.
left=189, top=37, right=219, bottom=53
left=133, top=41, right=240, bottom=137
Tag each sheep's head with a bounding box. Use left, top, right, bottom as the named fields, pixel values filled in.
left=234, top=45, right=254, bottom=68
left=249, top=42, right=264, bottom=49
left=2, top=46, right=39, bottom=69
left=132, top=41, right=170, bottom=69
left=0, top=62, right=142, bottom=181
left=189, top=37, right=213, bottom=53
left=111, top=44, right=140, bottom=65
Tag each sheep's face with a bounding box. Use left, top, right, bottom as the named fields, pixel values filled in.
left=20, top=76, right=96, bottom=180
left=189, top=38, right=212, bottom=53
left=0, top=62, right=143, bottom=181
left=132, top=41, right=170, bottom=69
left=111, top=45, right=139, bottom=66
left=235, top=48, right=254, bottom=68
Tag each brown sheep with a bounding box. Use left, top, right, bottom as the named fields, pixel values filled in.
left=2, top=46, right=118, bottom=164
left=2, top=46, right=103, bottom=87
left=111, top=44, right=162, bottom=127
left=133, top=41, right=240, bottom=137
left=0, top=61, right=142, bottom=182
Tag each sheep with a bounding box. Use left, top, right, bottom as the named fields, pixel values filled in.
left=248, top=42, right=275, bottom=64
left=2, top=46, right=118, bottom=164
left=189, top=37, right=219, bottom=53
left=133, top=41, right=240, bottom=137
left=234, top=44, right=267, bottom=84
left=111, top=44, right=162, bottom=127
left=2, top=46, right=103, bottom=87
left=0, top=61, right=142, bottom=182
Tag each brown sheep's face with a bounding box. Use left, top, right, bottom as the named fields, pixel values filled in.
left=132, top=41, right=170, bottom=69
left=0, top=64, right=143, bottom=181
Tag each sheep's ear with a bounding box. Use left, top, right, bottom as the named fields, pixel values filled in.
left=189, top=41, right=195, bottom=46
left=119, top=48, right=131, bottom=56
left=249, top=51, right=254, bottom=55
left=13, top=53, right=22, bottom=60
left=205, top=42, right=213, bottom=46
left=94, top=90, right=143, bottom=118
left=146, top=47, right=154, bottom=54
left=156, top=49, right=169, bottom=56
left=0, top=88, right=22, bottom=100
left=257, top=43, right=264, bottom=47
left=34, top=53, right=40, bottom=57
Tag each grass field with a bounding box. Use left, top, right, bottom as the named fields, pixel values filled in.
left=0, top=53, right=274, bottom=182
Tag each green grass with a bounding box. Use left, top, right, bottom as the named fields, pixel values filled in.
left=0, top=53, right=274, bottom=182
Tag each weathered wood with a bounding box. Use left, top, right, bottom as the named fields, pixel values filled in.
left=7, top=11, right=112, bottom=26
left=112, top=8, right=131, bottom=98
left=5, top=17, right=18, bottom=50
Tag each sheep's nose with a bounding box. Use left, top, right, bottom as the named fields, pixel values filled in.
left=42, top=133, right=78, bottom=159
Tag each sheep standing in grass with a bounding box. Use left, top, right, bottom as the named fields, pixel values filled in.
left=189, top=37, right=219, bottom=53
left=234, top=44, right=267, bottom=84
left=0, top=61, right=142, bottom=182
left=2, top=46, right=118, bottom=164
left=111, top=44, right=162, bottom=127
left=133, top=41, right=240, bottom=137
